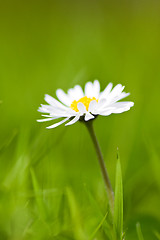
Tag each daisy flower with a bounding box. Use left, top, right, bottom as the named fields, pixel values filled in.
left=37, top=80, right=134, bottom=129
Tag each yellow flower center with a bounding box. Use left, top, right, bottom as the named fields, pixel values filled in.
left=70, top=96, right=98, bottom=112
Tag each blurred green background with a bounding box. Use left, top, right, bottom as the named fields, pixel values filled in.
left=0, top=0, right=160, bottom=239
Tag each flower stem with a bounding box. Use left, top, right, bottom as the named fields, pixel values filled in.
left=85, top=121, right=114, bottom=215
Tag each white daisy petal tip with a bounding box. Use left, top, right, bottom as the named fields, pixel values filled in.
left=130, top=101, right=134, bottom=107
left=56, top=88, right=71, bottom=106
left=46, top=117, right=69, bottom=129
left=37, top=117, right=55, bottom=122
left=85, top=112, right=95, bottom=121
left=44, top=93, right=50, bottom=98
left=93, top=79, right=100, bottom=85
left=65, top=115, right=80, bottom=126
left=37, top=80, right=134, bottom=129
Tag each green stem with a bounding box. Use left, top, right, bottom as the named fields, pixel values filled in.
left=86, top=120, right=114, bottom=215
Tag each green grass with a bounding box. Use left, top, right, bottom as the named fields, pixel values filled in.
left=136, top=222, right=144, bottom=240
left=114, top=153, right=123, bottom=240
left=0, top=0, right=160, bottom=239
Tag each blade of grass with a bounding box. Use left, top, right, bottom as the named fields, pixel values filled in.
left=89, top=211, right=108, bottom=240
left=149, top=145, right=160, bottom=188
left=30, top=168, right=46, bottom=220
left=0, top=129, right=17, bottom=154
left=3, top=127, right=29, bottom=188
left=114, top=151, right=123, bottom=240
left=66, top=187, right=86, bottom=240
left=136, top=222, right=144, bottom=240
left=154, top=230, right=160, bottom=240
left=84, top=184, right=113, bottom=239
left=144, top=136, right=160, bottom=188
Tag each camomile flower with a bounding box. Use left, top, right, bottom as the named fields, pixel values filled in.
left=37, top=80, right=134, bottom=215
left=37, top=80, right=134, bottom=129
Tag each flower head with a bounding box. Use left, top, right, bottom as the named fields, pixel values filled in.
left=37, top=80, right=134, bottom=129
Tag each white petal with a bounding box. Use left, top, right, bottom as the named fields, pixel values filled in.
left=46, top=118, right=69, bottom=129
left=44, top=94, right=67, bottom=110
left=97, top=110, right=112, bottom=116
left=103, top=101, right=134, bottom=111
left=85, top=81, right=93, bottom=98
left=84, top=112, right=95, bottom=121
left=112, top=92, right=130, bottom=103
left=91, top=99, right=107, bottom=115
left=65, top=115, right=80, bottom=126
left=98, top=101, right=134, bottom=115
left=38, top=105, right=57, bottom=113
left=67, top=85, right=84, bottom=101
left=88, top=100, right=98, bottom=113
left=112, top=101, right=134, bottom=108
left=38, top=105, right=76, bottom=117
left=38, top=106, right=54, bottom=114
left=56, top=89, right=72, bottom=106
left=84, top=80, right=100, bottom=98
left=93, top=80, right=100, bottom=98
left=104, top=92, right=130, bottom=106
left=107, top=84, right=125, bottom=103
left=41, top=114, right=56, bottom=118
left=98, top=93, right=131, bottom=111
left=67, top=108, right=78, bottom=115
left=41, top=115, right=63, bottom=119
left=77, top=102, right=86, bottom=114
left=97, top=98, right=106, bottom=108
left=111, top=107, right=131, bottom=113
left=37, top=117, right=56, bottom=122
left=99, top=83, right=113, bottom=100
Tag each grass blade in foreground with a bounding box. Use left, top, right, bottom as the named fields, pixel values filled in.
left=136, top=222, right=144, bottom=240
left=89, top=211, right=108, bottom=240
left=66, top=187, right=86, bottom=240
left=30, top=168, right=46, bottom=220
left=154, top=231, right=160, bottom=240
left=114, top=153, right=123, bottom=240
